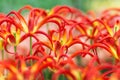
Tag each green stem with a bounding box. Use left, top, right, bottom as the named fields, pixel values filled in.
left=90, top=28, right=93, bottom=45
left=30, top=36, right=32, bottom=65
left=46, top=23, right=49, bottom=34
left=30, top=36, right=32, bottom=55
left=2, top=49, right=4, bottom=60
left=90, top=39, right=93, bottom=45
left=14, top=46, right=17, bottom=53
left=14, top=33, right=17, bottom=53
left=114, top=25, right=118, bottom=33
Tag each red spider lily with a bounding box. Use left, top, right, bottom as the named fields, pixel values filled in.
left=31, top=18, right=92, bottom=64
left=0, top=6, right=47, bottom=55
left=48, top=5, right=91, bottom=27
left=7, top=5, right=47, bottom=33
left=0, top=55, right=55, bottom=80
left=0, top=5, right=120, bottom=80
left=0, top=54, right=76, bottom=80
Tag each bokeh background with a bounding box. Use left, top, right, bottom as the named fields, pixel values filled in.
left=0, top=0, right=120, bottom=14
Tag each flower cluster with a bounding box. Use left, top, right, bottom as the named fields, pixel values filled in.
left=0, top=5, right=120, bottom=80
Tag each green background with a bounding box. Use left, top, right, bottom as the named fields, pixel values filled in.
left=0, top=0, right=120, bottom=13
left=0, top=0, right=91, bottom=13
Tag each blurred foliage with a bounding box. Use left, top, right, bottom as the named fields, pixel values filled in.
left=0, top=0, right=120, bottom=13
left=0, top=0, right=89, bottom=14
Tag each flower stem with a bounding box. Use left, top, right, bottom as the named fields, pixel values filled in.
left=14, top=46, right=17, bottom=53
left=2, top=49, right=4, bottom=60
left=14, top=33, right=17, bottom=53
left=30, top=36, right=32, bottom=55
left=90, top=28, right=93, bottom=45
left=30, top=36, right=33, bottom=65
